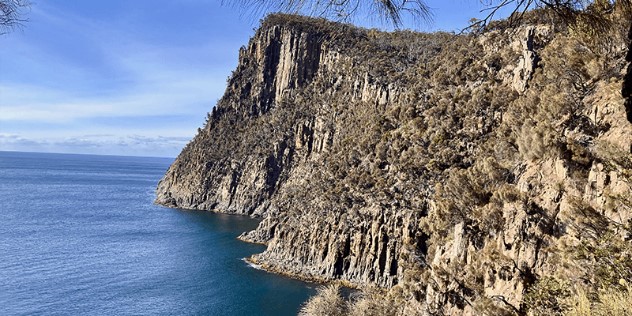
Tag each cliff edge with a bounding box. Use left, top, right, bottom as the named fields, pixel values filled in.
left=157, top=14, right=632, bottom=315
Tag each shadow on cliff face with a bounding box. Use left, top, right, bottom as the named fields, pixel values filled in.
left=157, top=13, right=632, bottom=315
left=624, top=23, right=632, bottom=127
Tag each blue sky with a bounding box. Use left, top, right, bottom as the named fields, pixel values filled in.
left=0, top=1, right=510, bottom=157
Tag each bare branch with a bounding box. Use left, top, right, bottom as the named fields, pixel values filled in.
left=230, top=0, right=432, bottom=28
left=228, top=0, right=631, bottom=34
left=0, top=0, right=30, bottom=35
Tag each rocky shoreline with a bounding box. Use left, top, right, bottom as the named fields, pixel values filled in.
left=157, top=13, right=632, bottom=314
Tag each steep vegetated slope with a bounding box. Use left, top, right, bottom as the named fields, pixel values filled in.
left=157, top=12, right=632, bottom=315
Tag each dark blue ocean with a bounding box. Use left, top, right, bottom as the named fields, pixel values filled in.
left=0, top=151, right=315, bottom=315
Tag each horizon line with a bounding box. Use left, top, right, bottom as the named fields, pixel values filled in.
left=0, top=149, right=176, bottom=160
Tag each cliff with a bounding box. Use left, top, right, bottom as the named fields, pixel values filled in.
left=157, top=14, right=632, bottom=315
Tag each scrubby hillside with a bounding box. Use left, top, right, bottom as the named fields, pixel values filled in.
left=157, top=12, right=632, bottom=315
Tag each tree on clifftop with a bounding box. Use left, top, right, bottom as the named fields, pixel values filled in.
left=233, top=0, right=631, bottom=29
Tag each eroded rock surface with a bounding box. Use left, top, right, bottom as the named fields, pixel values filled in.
left=157, top=14, right=632, bottom=314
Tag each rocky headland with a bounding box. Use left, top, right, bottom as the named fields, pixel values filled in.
left=157, top=13, right=632, bottom=315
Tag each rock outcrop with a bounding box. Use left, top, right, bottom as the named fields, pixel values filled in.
left=623, top=23, right=632, bottom=124
left=157, top=14, right=632, bottom=315
left=156, top=21, right=327, bottom=215
left=512, top=26, right=538, bottom=93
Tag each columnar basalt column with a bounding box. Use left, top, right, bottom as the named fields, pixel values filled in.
left=622, top=23, right=632, bottom=126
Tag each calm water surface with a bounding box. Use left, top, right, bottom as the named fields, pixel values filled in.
left=0, top=151, right=315, bottom=315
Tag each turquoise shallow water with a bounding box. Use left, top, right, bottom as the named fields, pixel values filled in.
left=0, top=151, right=315, bottom=316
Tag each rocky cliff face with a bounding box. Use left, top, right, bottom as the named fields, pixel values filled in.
left=623, top=23, right=632, bottom=124
left=157, top=14, right=632, bottom=315
left=155, top=21, right=327, bottom=215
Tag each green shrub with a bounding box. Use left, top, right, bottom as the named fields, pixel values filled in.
left=523, top=277, right=572, bottom=316
left=299, top=285, right=347, bottom=316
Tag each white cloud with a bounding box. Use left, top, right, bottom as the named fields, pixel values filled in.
left=0, top=133, right=190, bottom=157
left=0, top=1, right=248, bottom=157
left=0, top=74, right=225, bottom=123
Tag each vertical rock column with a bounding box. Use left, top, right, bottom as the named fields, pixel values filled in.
left=623, top=22, right=632, bottom=127
left=512, top=26, right=537, bottom=93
